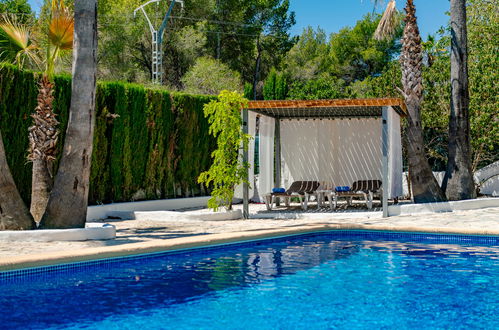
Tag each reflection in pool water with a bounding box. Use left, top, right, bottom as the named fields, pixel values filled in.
left=1, top=232, right=498, bottom=329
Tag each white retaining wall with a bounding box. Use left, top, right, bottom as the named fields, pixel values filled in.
left=86, top=196, right=210, bottom=221
left=109, top=209, right=243, bottom=222
left=475, top=161, right=499, bottom=197
left=388, top=197, right=499, bottom=216
left=0, top=223, right=116, bottom=242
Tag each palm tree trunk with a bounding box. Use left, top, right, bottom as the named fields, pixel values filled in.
left=442, top=0, right=476, bottom=200
left=39, top=0, right=97, bottom=229
left=30, top=158, right=53, bottom=222
left=28, top=76, right=59, bottom=222
left=0, top=131, right=35, bottom=230
left=401, top=0, right=446, bottom=203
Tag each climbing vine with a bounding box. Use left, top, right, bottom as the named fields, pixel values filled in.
left=198, top=90, right=250, bottom=211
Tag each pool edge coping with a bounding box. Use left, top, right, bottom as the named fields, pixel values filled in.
left=2, top=224, right=499, bottom=272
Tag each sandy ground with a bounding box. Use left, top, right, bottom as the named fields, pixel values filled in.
left=0, top=206, right=498, bottom=259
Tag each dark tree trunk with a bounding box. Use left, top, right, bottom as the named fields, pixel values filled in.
left=442, top=0, right=476, bottom=200
left=252, top=36, right=262, bottom=101
left=0, top=131, right=35, bottom=230
left=401, top=0, right=446, bottom=203
left=40, top=0, right=97, bottom=229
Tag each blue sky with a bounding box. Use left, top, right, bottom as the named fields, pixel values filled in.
left=28, top=0, right=449, bottom=40
left=289, top=1, right=450, bottom=40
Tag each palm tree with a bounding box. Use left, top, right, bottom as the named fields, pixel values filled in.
left=40, top=0, right=97, bottom=229
left=0, top=1, right=73, bottom=228
left=28, top=0, right=73, bottom=222
left=442, top=0, right=476, bottom=200
left=374, top=0, right=446, bottom=203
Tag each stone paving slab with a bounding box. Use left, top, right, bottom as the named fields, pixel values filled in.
left=0, top=206, right=498, bottom=271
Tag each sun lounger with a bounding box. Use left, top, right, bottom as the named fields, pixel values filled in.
left=331, top=180, right=382, bottom=210
left=265, top=181, right=320, bottom=211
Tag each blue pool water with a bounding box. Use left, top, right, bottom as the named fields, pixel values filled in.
left=1, top=231, right=499, bottom=329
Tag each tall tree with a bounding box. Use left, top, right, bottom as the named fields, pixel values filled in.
left=208, top=0, right=295, bottom=88
left=375, top=0, right=446, bottom=202
left=442, top=0, right=476, bottom=200
left=28, top=0, right=74, bottom=222
left=330, top=13, right=402, bottom=83
left=40, top=0, right=97, bottom=228
left=0, top=0, right=34, bottom=23
left=283, top=26, right=330, bottom=81
left=467, top=0, right=498, bottom=170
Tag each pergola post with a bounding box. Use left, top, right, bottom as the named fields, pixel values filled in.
left=274, top=118, right=281, bottom=206
left=381, top=106, right=389, bottom=218
left=242, top=108, right=249, bottom=219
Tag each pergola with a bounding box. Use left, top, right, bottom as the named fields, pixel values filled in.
left=241, top=98, right=407, bottom=218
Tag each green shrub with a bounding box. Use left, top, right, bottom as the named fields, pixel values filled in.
left=0, top=63, right=216, bottom=204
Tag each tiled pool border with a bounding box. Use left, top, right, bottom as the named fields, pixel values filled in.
left=2, top=230, right=499, bottom=280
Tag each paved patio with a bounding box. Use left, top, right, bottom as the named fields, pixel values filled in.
left=0, top=205, right=498, bottom=271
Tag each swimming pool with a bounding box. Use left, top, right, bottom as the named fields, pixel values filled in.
left=1, top=231, right=499, bottom=329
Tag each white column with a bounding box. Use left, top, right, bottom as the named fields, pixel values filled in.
left=387, top=107, right=403, bottom=198
left=258, top=116, right=275, bottom=202
left=382, top=106, right=389, bottom=217
left=242, top=108, right=249, bottom=219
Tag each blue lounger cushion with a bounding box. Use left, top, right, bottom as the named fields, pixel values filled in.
left=272, top=188, right=286, bottom=193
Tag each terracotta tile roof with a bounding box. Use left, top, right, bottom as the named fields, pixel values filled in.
left=246, top=98, right=407, bottom=118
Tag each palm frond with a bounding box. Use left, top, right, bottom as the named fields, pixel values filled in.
left=48, top=15, right=74, bottom=50
left=374, top=0, right=398, bottom=40
left=48, top=0, right=74, bottom=51
left=45, top=0, right=74, bottom=76
left=0, top=14, right=41, bottom=69
left=0, top=14, right=30, bottom=50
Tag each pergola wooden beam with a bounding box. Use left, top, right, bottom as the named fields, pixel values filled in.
left=246, top=98, right=407, bottom=119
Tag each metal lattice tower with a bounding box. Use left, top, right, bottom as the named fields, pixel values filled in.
left=134, top=0, right=184, bottom=84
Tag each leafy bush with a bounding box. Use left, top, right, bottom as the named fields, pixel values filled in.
left=182, top=56, right=242, bottom=95
left=287, top=76, right=353, bottom=100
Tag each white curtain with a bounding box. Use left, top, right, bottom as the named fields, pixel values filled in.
left=238, top=112, right=403, bottom=200
left=280, top=118, right=383, bottom=188
left=258, top=116, right=275, bottom=201
left=387, top=108, right=403, bottom=198
left=234, top=111, right=257, bottom=199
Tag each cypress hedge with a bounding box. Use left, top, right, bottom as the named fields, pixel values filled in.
left=0, top=64, right=215, bottom=205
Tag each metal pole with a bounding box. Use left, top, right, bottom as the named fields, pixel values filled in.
left=216, top=32, right=221, bottom=59
left=152, top=31, right=159, bottom=82
left=274, top=118, right=281, bottom=206
left=382, top=106, right=389, bottom=218
left=133, top=0, right=184, bottom=84
left=242, top=108, right=249, bottom=219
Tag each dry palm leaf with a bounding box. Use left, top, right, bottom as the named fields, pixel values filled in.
left=48, top=0, right=74, bottom=51
left=0, top=14, right=40, bottom=69
left=374, top=0, right=399, bottom=40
